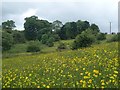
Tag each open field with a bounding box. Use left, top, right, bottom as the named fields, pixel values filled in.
left=2, top=42, right=119, bottom=88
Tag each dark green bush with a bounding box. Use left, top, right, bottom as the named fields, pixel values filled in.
left=46, top=37, right=54, bottom=47
left=71, top=34, right=94, bottom=50
left=97, top=33, right=106, bottom=40
left=27, top=41, right=41, bottom=52
left=41, top=34, right=49, bottom=44
left=2, top=31, right=13, bottom=51
left=27, top=45, right=40, bottom=52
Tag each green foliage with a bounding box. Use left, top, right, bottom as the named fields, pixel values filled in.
left=24, top=16, right=51, bottom=40
left=57, top=42, right=66, bottom=51
left=90, top=24, right=100, bottom=34
left=59, top=22, right=78, bottom=39
left=41, top=34, right=49, bottom=44
left=27, top=41, right=41, bottom=52
left=52, top=34, right=60, bottom=41
left=2, top=20, right=16, bottom=30
left=24, top=16, right=39, bottom=40
left=2, top=31, right=13, bottom=51
left=59, top=25, right=67, bottom=40
left=76, top=20, right=90, bottom=34
left=52, top=20, right=63, bottom=34
left=97, top=33, right=106, bottom=40
left=72, top=33, right=94, bottom=50
left=46, top=37, right=54, bottom=47
left=12, top=30, right=26, bottom=44
left=37, top=28, right=51, bottom=41
left=117, top=32, right=120, bottom=42
left=106, top=34, right=118, bottom=42
left=81, top=28, right=97, bottom=42
left=65, top=22, right=78, bottom=39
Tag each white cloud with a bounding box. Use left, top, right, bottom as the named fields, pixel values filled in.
left=22, top=9, right=38, bottom=18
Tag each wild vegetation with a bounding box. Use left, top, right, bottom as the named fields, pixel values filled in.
left=1, top=15, right=119, bottom=88
left=2, top=42, right=119, bottom=88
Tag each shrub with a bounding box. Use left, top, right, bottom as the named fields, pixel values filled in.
left=72, top=34, right=94, bottom=50
left=27, top=45, right=40, bottom=52
left=96, top=33, right=106, bottom=40
left=57, top=42, right=66, bottom=51
left=27, top=41, right=41, bottom=52
left=2, top=31, right=13, bottom=51
left=13, top=31, right=26, bottom=44
left=107, top=34, right=118, bottom=42
left=41, top=34, right=49, bottom=44
left=53, top=34, right=60, bottom=41
left=46, top=37, right=54, bottom=47
left=117, top=32, right=120, bottom=41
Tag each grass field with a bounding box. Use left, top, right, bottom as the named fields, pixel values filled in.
left=2, top=42, right=119, bottom=88
left=2, top=39, right=74, bottom=58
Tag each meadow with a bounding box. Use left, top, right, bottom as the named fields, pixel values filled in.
left=2, top=42, right=119, bottom=88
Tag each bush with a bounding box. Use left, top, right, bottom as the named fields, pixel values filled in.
left=27, top=41, right=41, bottom=52
left=96, top=33, right=106, bottom=40
left=57, top=42, right=66, bottom=51
left=46, top=37, right=54, bottom=47
left=27, top=45, right=40, bottom=52
left=41, top=34, right=49, bottom=44
left=117, top=32, right=120, bottom=41
left=71, top=34, right=94, bottom=50
left=13, top=31, right=26, bottom=44
left=81, top=28, right=97, bottom=42
left=2, top=31, right=13, bottom=51
left=107, top=34, right=118, bottom=42
left=53, top=34, right=60, bottom=41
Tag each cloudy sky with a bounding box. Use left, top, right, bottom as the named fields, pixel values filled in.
left=1, top=0, right=119, bottom=33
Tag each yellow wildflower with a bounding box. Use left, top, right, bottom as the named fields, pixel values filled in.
left=83, top=68, right=85, bottom=70
left=101, top=82, right=105, bottom=85
left=93, top=70, right=99, bottom=74
left=46, top=85, right=50, bottom=88
left=37, top=86, right=40, bottom=88
left=114, top=71, right=118, bottom=74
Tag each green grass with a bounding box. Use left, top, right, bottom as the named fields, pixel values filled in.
left=3, top=39, right=74, bottom=56
left=2, top=42, right=119, bottom=88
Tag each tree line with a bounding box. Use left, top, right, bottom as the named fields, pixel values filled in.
left=1, top=15, right=119, bottom=52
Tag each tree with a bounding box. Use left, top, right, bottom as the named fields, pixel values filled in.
left=90, top=24, right=100, bottom=34
left=66, top=22, right=78, bottom=39
left=2, top=20, right=16, bottom=30
left=2, top=31, right=13, bottom=51
left=46, top=37, right=54, bottom=47
left=52, top=20, right=63, bottom=34
left=12, top=30, right=26, bottom=44
left=24, top=16, right=39, bottom=40
left=41, top=34, right=49, bottom=44
left=76, top=20, right=90, bottom=34
left=52, top=34, right=60, bottom=41
left=59, top=25, right=67, bottom=40
left=24, top=15, right=52, bottom=40
left=37, top=27, right=51, bottom=41
left=59, top=22, right=78, bottom=39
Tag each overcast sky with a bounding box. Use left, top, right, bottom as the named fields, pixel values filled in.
left=1, top=0, right=119, bottom=33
